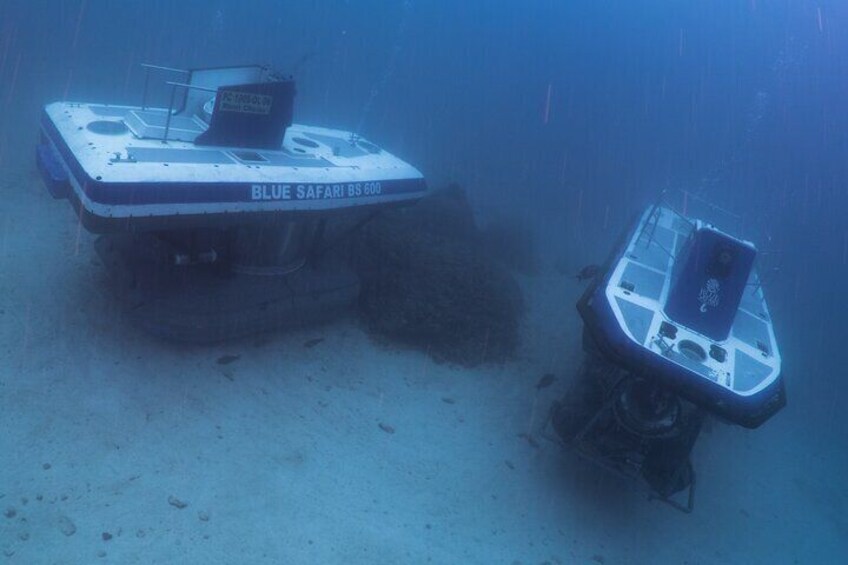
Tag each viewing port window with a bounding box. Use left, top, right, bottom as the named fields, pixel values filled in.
left=678, top=340, right=707, bottom=362
left=87, top=120, right=129, bottom=135
left=292, top=137, right=319, bottom=148
left=707, top=245, right=736, bottom=280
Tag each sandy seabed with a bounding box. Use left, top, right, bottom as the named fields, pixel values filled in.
left=1, top=163, right=845, bottom=565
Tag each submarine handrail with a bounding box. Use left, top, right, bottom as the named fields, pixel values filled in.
left=679, top=189, right=741, bottom=220
left=637, top=190, right=666, bottom=249
left=140, top=63, right=189, bottom=111
left=159, top=81, right=217, bottom=144
left=163, top=82, right=217, bottom=92
left=635, top=190, right=679, bottom=261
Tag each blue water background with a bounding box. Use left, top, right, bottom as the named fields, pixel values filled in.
left=0, top=0, right=845, bottom=555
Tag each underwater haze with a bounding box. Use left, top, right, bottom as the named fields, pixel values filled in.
left=1, top=0, right=846, bottom=563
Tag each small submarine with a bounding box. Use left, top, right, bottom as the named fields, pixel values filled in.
left=550, top=194, right=786, bottom=512
left=36, top=64, right=428, bottom=342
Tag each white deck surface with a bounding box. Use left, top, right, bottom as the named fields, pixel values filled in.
left=606, top=206, right=781, bottom=397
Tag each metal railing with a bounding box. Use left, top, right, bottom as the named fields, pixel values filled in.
left=140, top=64, right=220, bottom=144
left=160, top=81, right=215, bottom=144
left=140, top=63, right=188, bottom=110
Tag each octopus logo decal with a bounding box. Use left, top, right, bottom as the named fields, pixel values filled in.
left=698, top=278, right=721, bottom=313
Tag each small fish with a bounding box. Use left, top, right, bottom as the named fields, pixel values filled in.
left=576, top=264, right=600, bottom=282
left=536, top=373, right=556, bottom=390
left=378, top=422, right=395, bottom=434
left=304, top=338, right=325, bottom=349
left=216, top=354, right=240, bottom=365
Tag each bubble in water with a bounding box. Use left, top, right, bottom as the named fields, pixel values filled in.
left=746, top=90, right=770, bottom=134
left=212, top=6, right=224, bottom=35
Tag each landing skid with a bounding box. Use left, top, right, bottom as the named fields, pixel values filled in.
left=546, top=356, right=703, bottom=513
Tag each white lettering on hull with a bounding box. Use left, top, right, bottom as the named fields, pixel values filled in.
left=250, top=182, right=383, bottom=201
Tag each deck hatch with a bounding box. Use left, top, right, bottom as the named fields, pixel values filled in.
left=622, top=261, right=665, bottom=301
left=615, top=297, right=654, bottom=346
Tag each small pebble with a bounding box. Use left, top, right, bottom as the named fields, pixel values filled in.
left=97, top=550, right=107, bottom=558
left=42, top=463, right=51, bottom=470
left=198, top=511, right=210, bottom=522
left=168, top=495, right=188, bottom=509
left=18, top=532, right=29, bottom=541
left=378, top=422, right=395, bottom=434
left=58, top=515, right=76, bottom=537
left=441, top=397, right=456, bottom=405
left=3, top=508, right=15, bottom=519
left=136, top=529, right=146, bottom=539
left=102, top=532, right=112, bottom=541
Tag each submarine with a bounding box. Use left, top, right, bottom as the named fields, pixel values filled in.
left=37, top=64, right=428, bottom=342
left=550, top=194, right=785, bottom=512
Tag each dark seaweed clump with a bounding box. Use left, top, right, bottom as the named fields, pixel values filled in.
left=352, top=184, right=524, bottom=366
left=478, top=217, right=540, bottom=276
